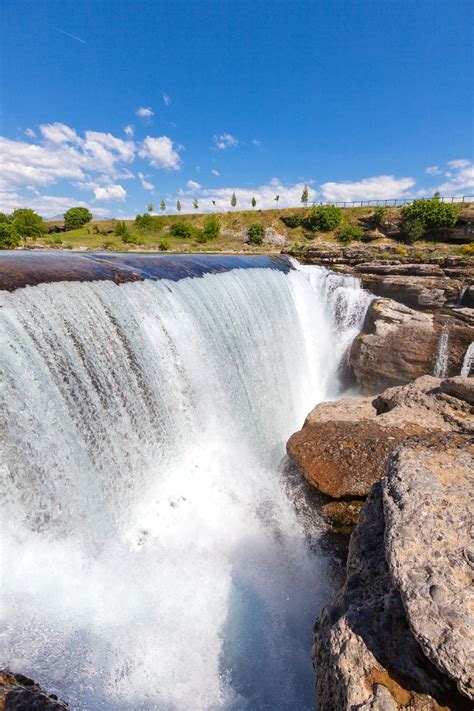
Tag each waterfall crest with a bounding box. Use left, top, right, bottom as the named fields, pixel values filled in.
left=1, top=262, right=371, bottom=710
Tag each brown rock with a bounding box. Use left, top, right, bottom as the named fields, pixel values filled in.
left=320, top=500, right=365, bottom=531
left=349, top=298, right=440, bottom=393
left=440, top=375, right=474, bottom=405
left=357, top=273, right=463, bottom=310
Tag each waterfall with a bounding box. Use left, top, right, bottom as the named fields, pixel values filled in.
left=434, top=326, right=450, bottom=378
left=0, top=261, right=371, bottom=711
left=461, top=342, right=474, bottom=377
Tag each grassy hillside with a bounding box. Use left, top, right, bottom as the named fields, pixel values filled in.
left=24, top=203, right=474, bottom=253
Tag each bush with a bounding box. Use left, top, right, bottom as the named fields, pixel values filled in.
left=158, top=240, right=170, bottom=251
left=101, top=240, right=116, bottom=250
left=64, top=207, right=93, bottom=230
left=135, top=213, right=155, bottom=230
left=281, top=213, right=302, bottom=228
left=170, top=221, right=193, bottom=238
left=11, top=209, right=45, bottom=241
left=401, top=199, right=458, bottom=242
left=202, top=214, right=220, bottom=240
left=115, top=221, right=129, bottom=238
left=123, top=233, right=139, bottom=245
left=247, top=223, right=265, bottom=245
left=195, top=230, right=208, bottom=244
left=304, top=205, right=342, bottom=232
left=372, top=206, right=387, bottom=225
left=0, top=221, right=20, bottom=249
left=336, top=224, right=364, bottom=243
left=44, top=236, right=63, bottom=246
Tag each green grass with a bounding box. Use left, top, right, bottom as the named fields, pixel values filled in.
left=23, top=203, right=474, bottom=254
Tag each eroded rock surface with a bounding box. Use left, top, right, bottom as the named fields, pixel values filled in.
left=287, top=376, right=473, bottom=499
left=313, top=433, right=473, bottom=709
left=384, top=433, right=474, bottom=700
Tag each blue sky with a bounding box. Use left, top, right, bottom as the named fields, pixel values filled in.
left=1, top=0, right=473, bottom=217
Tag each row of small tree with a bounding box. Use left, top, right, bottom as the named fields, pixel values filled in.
left=145, top=186, right=311, bottom=214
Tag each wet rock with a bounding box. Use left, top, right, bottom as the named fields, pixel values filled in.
left=349, top=299, right=440, bottom=393
left=0, top=670, right=68, bottom=709
left=383, top=433, right=474, bottom=700
left=356, top=274, right=463, bottom=310
left=439, top=375, right=474, bottom=405
left=320, top=499, right=365, bottom=532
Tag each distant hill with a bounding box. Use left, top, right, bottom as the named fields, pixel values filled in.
left=44, top=213, right=65, bottom=222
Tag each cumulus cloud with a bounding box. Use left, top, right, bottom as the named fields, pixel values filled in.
left=213, top=133, right=238, bottom=150
left=162, top=93, right=171, bottom=106
left=186, top=179, right=201, bottom=190
left=25, top=128, right=36, bottom=138
left=171, top=178, right=317, bottom=213
left=136, top=106, right=154, bottom=118
left=211, top=169, right=220, bottom=176
left=39, top=122, right=80, bottom=144
left=426, top=165, right=442, bottom=175
left=139, top=136, right=181, bottom=170
left=93, top=184, right=127, bottom=202
left=252, top=139, right=261, bottom=146
left=431, top=159, right=474, bottom=195
left=138, top=172, right=155, bottom=191
left=320, top=175, right=416, bottom=202
left=124, top=125, right=134, bottom=137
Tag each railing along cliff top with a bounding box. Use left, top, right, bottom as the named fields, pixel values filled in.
left=313, top=195, right=473, bottom=208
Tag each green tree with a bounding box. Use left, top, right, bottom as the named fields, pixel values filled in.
left=193, top=198, right=199, bottom=210
left=0, top=221, right=20, bottom=249
left=304, top=204, right=342, bottom=232
left=247, top=223, right=265, bottom=245
left=401, top=198, right=458, bottom=242
left=135, top=213, right=153, bottom=230
left=274, top=195, right=280, bottom=207
left=301, top=185, right=309, bottom=208
left=202, top=214, right=220, bottom=240
left=11, top=209, right=45, bottom=242
left=115, top=221, right=130, bottom=239
left=251, top=196, right=257, bottom=208
left=231, top=192, right=237, bottom=208
left=160, top=200, right=166, bottom=211
left=170, top=221, right=193, bottom=238
left=63, top=207, right=93, bottom=230
left=147, top=203, right=154, bottom=213
left=176, top=200, right=182, bottom=212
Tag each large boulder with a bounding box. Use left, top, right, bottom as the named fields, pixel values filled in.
left=384, top=433, right=474, bottom=700
left=313, top=433, right=473, bottom=710
left=356, top=273, right=463, bottom=309
left=287, top=376, right=473, bottom=499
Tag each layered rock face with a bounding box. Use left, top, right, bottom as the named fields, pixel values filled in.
left=349, top=299, right=473, bottom=393
left=287, top=376, right=473, bottom=500
left=313, top=433, right=473, bottom=710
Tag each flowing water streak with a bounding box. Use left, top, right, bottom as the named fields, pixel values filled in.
left=461, top=342, right=474, bottom=377
left=434, top=326, right=450, bottom=378
left=0, top=262, right=371, bottom=710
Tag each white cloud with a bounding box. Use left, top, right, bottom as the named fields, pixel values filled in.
left=124, top=125, right=134, bottom=137
left=169, top=178, right=317, bottom=212
left=39, top=122, right=80, bottom=144
left=139, top=136, right=181, bottom=170
left=93, top=184, right=127, bottom=202
left=187, top=179, right=201, bottom=190
left=431, top=159, right=474, bottom=196
left=213, top=133, right=238, bottom=150
left=162, top=93, right=171, bottom=106
left=426, top=165, right=442, bottom=175
left=84, top=131, right=135, bottom=163
left=320, top=175, right=415, bottom=202
left=0, top=188, right=105, bottom=218
left=136, top=106, right=154, bottom=118
left=25, top=128, right=36, bottom=138
left=252, top=139, right=261, bottom=146
left=211, top=169, right=220, bottom=176
left=138, top=172, right=154, bottom=191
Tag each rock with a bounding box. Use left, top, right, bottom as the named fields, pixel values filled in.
left=287, top=376, right=473, bottom=499
left=355, top=262, right=444, bottom=277
left=0, top=670, right=68, bottom=709
left=313, top=482, right=469, bottom=710
left=320, top=500, right=365, bottom=531
left=349, top=298, right=439, bottom=393
left=440, top=375, right=474, bottom=405
left=383, top=433, right=474, bottom=700
left=361, top=229, right=385, bottom=242
left=287, top=419, right=420, bottom=498
left=356, top=274, right=463, bottom=309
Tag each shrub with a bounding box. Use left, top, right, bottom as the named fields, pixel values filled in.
left=247, top=223, right=265, bottom=245
left=281, top=213, right=302, bottom=228
left=158, top=240, right=170, bottom=251
left=0, top=221, right=20, bottom=249
left=123, top=233, right=139, bottom=245
left=336, top=224, right=364, bottom=243
left=202, top=214, right=220, bottom=240
left=372, top=206, right=387, bottom=225
left=101, top=240, right=116, bottom=250
left=170, top=221, right=193, bottom=238
left=11, top=209, right=45, bottom=241
left=401, top=199, right=458, bottom=242
left=195, top=230, right=208, bottom=244
left=64, top=207, right=93, bottom=230
left=115, top=221, right=129, bottom=238
left=135, top=213, right=154, bottom=230
left=304, top=205, right=342, bottom=232
left=45, top=236, right=63, bottom=246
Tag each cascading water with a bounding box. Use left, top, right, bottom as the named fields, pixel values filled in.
left=434, top=326, right=450, bottom=378
left=461, top=342, right=474, bottom=377
left=0, top=259, right=371, bottom=710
